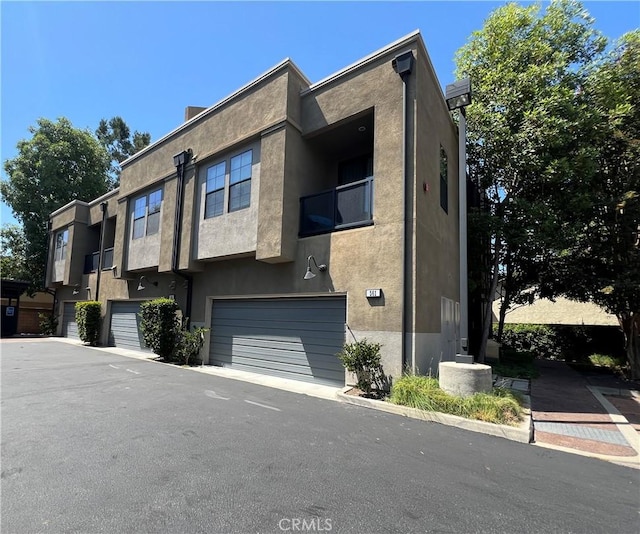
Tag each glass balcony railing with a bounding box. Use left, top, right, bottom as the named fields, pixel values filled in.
left=299, top=177, right=373, bottom=236
left=83, top=247, right=114, bottom=273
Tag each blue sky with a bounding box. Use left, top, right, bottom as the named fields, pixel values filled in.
left=1, top=1, right=638, bottom=226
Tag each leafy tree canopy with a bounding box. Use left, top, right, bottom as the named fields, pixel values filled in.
left=1, top=117, right=112, bottom=291
left=0, top=224, right=29, bottom=283
left=96, top=116, right=150, bottom=185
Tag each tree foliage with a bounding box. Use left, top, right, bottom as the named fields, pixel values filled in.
left=0, top=223, right=29, bottom=282
left=95, top=116, right=150, bottom=184
left=1, top=118, right=112, bottom=292
left=455, top=0, right=606, bottom=360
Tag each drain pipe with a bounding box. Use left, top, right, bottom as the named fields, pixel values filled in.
left=172, top=150, right=193, bottom=328
left=95, top=201, right=108, bottom=301
left=392, top=50, right=414, bottom=372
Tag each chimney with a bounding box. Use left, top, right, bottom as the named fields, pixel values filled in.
left=184, top=106, right=207, bottom=122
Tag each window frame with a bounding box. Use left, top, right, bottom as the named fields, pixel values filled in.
left=202, top=148, right=253, bottom=219
left=131, top=188, right=163, bottom=240
left=54, top=229, right=69, bottom=261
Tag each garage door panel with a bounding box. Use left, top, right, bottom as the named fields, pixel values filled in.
left=108, top=302, right=150, bottom=352
left=210, top=297, right=346, bottom=387
left=62, top=302, right=79, bottom=340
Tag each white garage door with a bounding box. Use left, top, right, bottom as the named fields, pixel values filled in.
left=108, top=301, right=150, bottom=352
left=62, top=302, right=79, bottom=340
left=209, top=297, right=346, bottom=387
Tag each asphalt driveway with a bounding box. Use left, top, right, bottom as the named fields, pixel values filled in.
left=1, top=339, right=638, bottom=533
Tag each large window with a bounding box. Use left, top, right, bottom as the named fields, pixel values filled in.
left=54, top=229, right=68, bottom=261
left=440, top=146, right=448, bottom=214
left=132, top=189, right=162, bottom=239
left=204, top=148, right=252, bottom=218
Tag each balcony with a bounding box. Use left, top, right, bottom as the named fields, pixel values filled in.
left=83, top=247, right=114, bottom=274
left=300, top=177, right=373, bottom=237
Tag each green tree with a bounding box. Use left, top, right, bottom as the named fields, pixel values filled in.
left=0, top=223, right=29, bottom=282
left=542, top=31, right=640, bottom=376
left=455, top=0, right=606, bottom=359
left=1, top=118, right=111, bottom=292
left=95, top=116, right=150, bottom=184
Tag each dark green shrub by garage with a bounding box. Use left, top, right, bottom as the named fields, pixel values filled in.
left=139, top=298, right=181, bottom=361
left=75, top=301, right=102, bottom=346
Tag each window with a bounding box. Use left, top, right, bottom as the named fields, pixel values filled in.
left=229, top=149, right=252, bottom=212
left=54, top=229, right=68, bottom=261
left=205, top=162, right=226, bottom=218
left=339, top=153, right=373, bottom=185
left=440, top=146, right=448, bottom=213
left=203, top=148, right=253, bottom=218
left=132, top=189, right=162, bottom=239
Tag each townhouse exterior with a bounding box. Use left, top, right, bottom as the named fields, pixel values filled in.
left=46, top=31, right=462, bottom=387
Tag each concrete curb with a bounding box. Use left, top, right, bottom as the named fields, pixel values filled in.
left=336, top=389, right=533, bottom=444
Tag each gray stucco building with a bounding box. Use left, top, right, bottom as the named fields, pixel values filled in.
left=47, top=31, right=462, bottom=387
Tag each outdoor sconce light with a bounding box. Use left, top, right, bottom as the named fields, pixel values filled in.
left=303, top=255, right=327, bottom=280
left=137, top=276, right=158, bottom=291
left=72, top=285, right=80, bottom=295
left=445, top=77, right=472, bottom=111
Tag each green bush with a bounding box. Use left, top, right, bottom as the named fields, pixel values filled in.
left=588, top=353, right=626, bottom=370
left=498, top=323, right=624, bottom=362
left=175, top=326, right=208, bottom=365
left=38, top=312, right=58, bottom=336
left=337, top=339, right=387, bottom=394
left=139, top=298, right=181, bottom=360
left=75, top=301, right=102, bottom=346
left=389, top=374, right=523, bottom=426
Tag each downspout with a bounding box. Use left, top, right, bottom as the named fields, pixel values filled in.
left=172, top=150, right=193, bottom=328
left=95, top=201, right=108, bottom=301
left=392, top=50, right=414, bottom=372
left=44, top=219, right=57, bottom=324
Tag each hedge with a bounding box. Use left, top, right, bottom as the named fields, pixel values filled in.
left=75, top=301, right=102, bottom=346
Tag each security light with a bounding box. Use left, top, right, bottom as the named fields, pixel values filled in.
left=303, top=255, right=327, bottom=280
left=445, top=78, right=472, bottom=111
left=137, top=276, right=158, bottom=291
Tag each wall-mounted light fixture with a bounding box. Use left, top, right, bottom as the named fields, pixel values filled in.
left=72, top=285, right=80, bottom=295
left=303, top=255, right=327, bottom=280
left=137, top=276, right=158, bottom=291
left=85, top=287, right=92, bottom=300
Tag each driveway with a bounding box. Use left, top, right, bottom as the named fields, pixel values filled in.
left=2, top=339, right=638, bottom=533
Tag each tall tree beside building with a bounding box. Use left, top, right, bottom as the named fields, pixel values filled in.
left=1, top=118, right=111, bottom=291
left=455, top=0, right=606, bottom=360
left=0, top=224, right=29, bottom=282
left=542, top=31, right=640, bottom=377
left=95, top=116, right=151, bottom=185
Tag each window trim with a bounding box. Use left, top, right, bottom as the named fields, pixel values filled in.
left=131, top=188, right=163, bottom=240
left=203, top=148, right=253, bottom=219
left=54, top=229, right=68, bottom=261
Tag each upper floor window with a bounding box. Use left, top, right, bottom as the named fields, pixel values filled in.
left=133, top=188, right=162, bottom=239
left=339, top=153, right=373, bottom=185
left=440, top=146, right=448, bottom=214
left=54, top=229, right=68, bottom=261
left=204, top=148, right=252, bottom=218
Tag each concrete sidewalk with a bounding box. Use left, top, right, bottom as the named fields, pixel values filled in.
left=530, top=359, right=640, bottom=467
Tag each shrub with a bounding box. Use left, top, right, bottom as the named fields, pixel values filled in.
left=39, top=312, right=58, bottom=336
left=499, top=324, right=559, bottom=359
left=75, top=301, right=102, bottom=346
left=389, top=374, right=523, bottom=426
left=139, top=298, right=181, bottom=360
left=588, top=353, right=626, bottom=370
left=175, top=326, right=208, bottom=365
left=337, top=339, right=387, bottom=394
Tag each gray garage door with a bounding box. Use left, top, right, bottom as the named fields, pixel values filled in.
left=209, top=297, right=346, bottom=387
left=108, top=301, right=150, bottom=352
left=62, top=302, right=79, bottom=340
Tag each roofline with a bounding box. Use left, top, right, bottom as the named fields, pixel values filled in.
left=49, top=188, right=119, bottom=218
left=301, top=29, right=422, bottom=95
left=120, top=59, right=311, bottom=168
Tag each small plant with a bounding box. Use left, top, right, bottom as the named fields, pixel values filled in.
left=588, top=353, right=626, bottom=370
left=75, top=301, right=101, bottom=346
left=175, top=325, right=208, bottom=365
left=337, top=339, right=387, bottom=395
left=139, top=298, right=181, bottom=361
left=39, top=312, right=58, bottom=336
left=389, top=374, right=523, bottom=426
